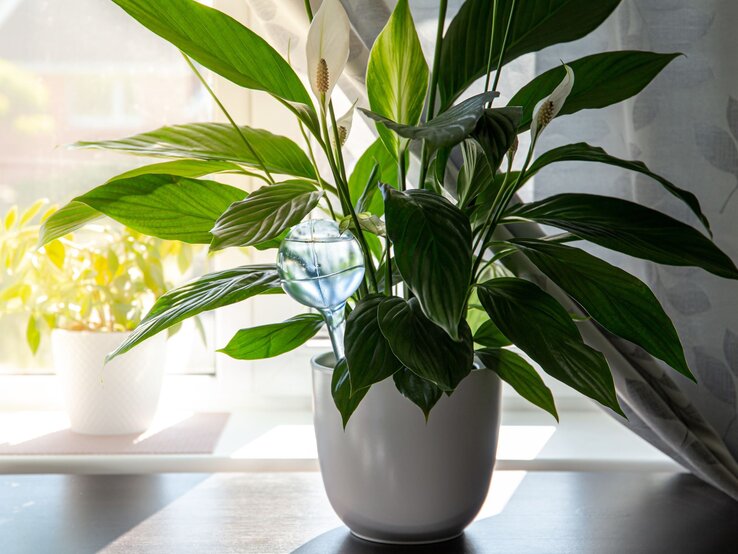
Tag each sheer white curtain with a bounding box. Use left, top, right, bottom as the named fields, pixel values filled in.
left=250, top=0, right=738, bottom=499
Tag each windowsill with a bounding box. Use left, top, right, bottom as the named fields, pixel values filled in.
left=0, top=409, right=681, bottom=475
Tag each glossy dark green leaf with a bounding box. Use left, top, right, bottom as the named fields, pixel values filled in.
left=75, top=123, right=316, bottom=179
left=377, top=297, right=474, bottom=391
left=438, top=0, right=622, bottom=108
left=523, top=143, right=710, bottom=233
left=382, top=186, right=473, bottom=340
left=111, top=0, right=317, bottom=132
left=470, top=107, right=521, bottom=174
left=509, top=194, right=738, bottom=279
left=478, top=278, right=623, bottom=415
left=359, top=91, right=498, bottom=150
left=509, top=51, right=680, bottom=131
left=107, top=265, right=282, bottom=361
left=512, top=239, right=693, bottom=380
left=476, top=348, right=558, bottom=420
left=332, top=358, right=370, bottom=428
left=218, top=314, right=324, bottom=360
left=366, top=0, right=429, bottom=157
left=348, top=139, right=398, bottom=217
left=40, top=175, right=246, bottom=246
left=345, top=295, right=403, bottom=391
left=473, top=319, right=511, bottom=348
left=393, top=367, right=443, bottom=421
left=210, top=181, right=322, bottom=251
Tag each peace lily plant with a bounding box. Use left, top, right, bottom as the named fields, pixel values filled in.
left=41, top=0, right=738, bottom=427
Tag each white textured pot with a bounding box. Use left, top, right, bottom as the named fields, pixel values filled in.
left=312, top=352, right=502, bottom=545
left=51, top=330, right=166, bottom=435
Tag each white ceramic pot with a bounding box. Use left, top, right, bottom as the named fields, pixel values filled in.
left=51, top=330, right=166, bottom=435
left=312, top=352, right=502, bottom=545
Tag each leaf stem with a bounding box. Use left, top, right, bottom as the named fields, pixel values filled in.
left=490, top=0, right=517, bottom=94
left=303, top=0, right=314, bottom=21
left=483, top=0, right=499, bottom=93
left=299, top=121, right=337, bottom=219
left=181, top=53, right=275, bottom=184
left=418, top=0, right=448, bottom=190
left=398, top=146, right=408, bottom=192
left=471, top=139, right=535, bottom=279
left=319, top=97, right=378, bottom=292
left=384, top=238, right=392, bottom=296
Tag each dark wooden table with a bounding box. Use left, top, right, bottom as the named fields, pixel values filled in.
left=0, top=471, right=736, bottom=553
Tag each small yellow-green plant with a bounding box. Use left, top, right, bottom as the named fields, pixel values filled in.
left=0, top=200, right=195, bottom=354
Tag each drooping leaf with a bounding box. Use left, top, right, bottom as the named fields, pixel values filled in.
left=523, top=143, right=710, bottom=233
left=509, top=51, right=680, bottom=131
left=377, top=296, right=474, bottom=391
left=393, top=367, right=443, bottom=420
left=511, top=239, right=693, bottom=380
left=210, top=181, right=322, bottom=251
left=476, top=347, right=558, bottom=421
left=344, top=294, right=403, bottom=391
left=509, top=194, right=738, bottom=279
left=339, top=212, right=386, bottom=237
left=110, top=0, right=318, bottom=132
left=478, top=277, right=623, bottom=415
left=107, top=265, right=281, bottom=361
left=473, top=319, right=511, bottom=348
left=40, top=175, right=246, bottom=246
left=366, top=0, right=429, bottom=157
left=218, top=314, right=324, bottom=360
left=348, top=139, right=398, bottom=217
left=75, top=123, right=316, bottom=179
left=382, top=186, right=472, bottom=340
left=359, top=91, right=498, bottom=150
left=332, top=358, right=369, bottom=428
left=438, top=0, right=622, bottom=108
left=470, top=107, right=521, bottom=174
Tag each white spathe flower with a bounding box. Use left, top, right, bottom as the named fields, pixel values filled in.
left=330, top=100, right=357, bottom=147
left=530, top=64, right=575, bottom=141
left=306, top=0, right=351, bottom=107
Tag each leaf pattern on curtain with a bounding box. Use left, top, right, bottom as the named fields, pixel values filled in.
left=250, top=0, right=738, bottom=500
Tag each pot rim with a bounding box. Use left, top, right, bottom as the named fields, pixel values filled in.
left=312, top=351, right=484, bottom=375
left=312, top=351, right=337, bottom=373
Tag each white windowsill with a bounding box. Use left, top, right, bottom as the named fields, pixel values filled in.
left=0, top=409, right=680, bottom=475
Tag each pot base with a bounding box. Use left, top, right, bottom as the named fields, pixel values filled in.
left=350, top=529, right=464, bottom=546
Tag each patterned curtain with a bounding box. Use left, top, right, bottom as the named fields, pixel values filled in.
left=249, top=0, right=738, bottom=500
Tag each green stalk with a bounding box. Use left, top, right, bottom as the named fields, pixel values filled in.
left=483, top=0, right=499, bottom=93
left=384, top=239, right=393, bottom=297
left=398, top=145, right=408, bottom=192
left=471, top=141, right=535, bottom=280
left=418, top=0, right=448, bottom=190
left=182, top=53, right=275, bottom=184
left=319, top=97, right=378, bottom=292
left=490, top=0, right=517, bottom=94
left=328, top=103, right=348, bottom=182
left=299, top=121, right=337, bottom=219
left=303, top=0, right=313, bottom=21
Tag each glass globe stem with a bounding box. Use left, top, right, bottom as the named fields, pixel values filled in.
left=320, top=303, right=346, bottom=361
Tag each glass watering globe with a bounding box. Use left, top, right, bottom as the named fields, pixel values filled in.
left=277, top=220, right=365, bottom=360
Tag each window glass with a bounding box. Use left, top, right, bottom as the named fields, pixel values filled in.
left=0, top=0, right=213, bottom=374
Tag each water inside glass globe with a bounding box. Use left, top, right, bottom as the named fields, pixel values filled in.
left=277, top=220, right=365, bottom=360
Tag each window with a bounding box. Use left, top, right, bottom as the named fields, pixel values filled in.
left=0, top=0, right=214, bottom=375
